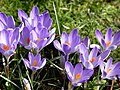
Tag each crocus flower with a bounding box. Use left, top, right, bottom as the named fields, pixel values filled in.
left=20, top=26, right=55, bottom=52
left=100, top=58, right=120, bottom=80
left=18, top=6, right=52, bottom=32
left=0, top=28, right=20, bottom=57
left=0, top=12, right=15, bottom=31
left=95, top=28, right=120, bottom=50
left=65, top=61, right=93, bottom=86
left=79, top=43, right=110, bottom=69
left=23, top=52, right=46, bottom=71
left=53, top=29, right=81, bottom=55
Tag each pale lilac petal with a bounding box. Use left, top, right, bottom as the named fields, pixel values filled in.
left=73, top=63, right=83, bottom=80
left=61, top=32, right=68, bottom=44
left=28, top=52, right=34, bottom=65
left=0, top=20, right=6, bottom=31
left=79, top=43, right=88, bottom=55
left=39, top=58, right=46, bottom=68
left=105, top=28, right=112, bottom=43
left=0, top=29, right=9, bottom=45
left=84, top=61, right=94, bottom=70
left=65, top=61, right=74, bottom=81
left=39, top=28, right=49, bottom=39
left=105, top=58, right=112, bottom=71
left=18, top=9, right=28, bottom=21
left=53, top=40, right=63, bottom=52
left=30, top=6, right=39, bottom=19
left=35, top=53, right=41, bottom=64
left=107, top=45, right=117, bottom=50
left=23, top=59, right=31, bottom=69
left=95, top=30, right=104, bottom=44
left=89, top=47, right=98, bottom=60
left=45, top=33, right=55, bottom=46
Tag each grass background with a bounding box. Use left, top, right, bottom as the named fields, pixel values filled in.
left=0, top=0, right=120, bottom=90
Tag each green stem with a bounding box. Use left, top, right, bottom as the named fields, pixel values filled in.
left=97, top=67, right=101, bottom=90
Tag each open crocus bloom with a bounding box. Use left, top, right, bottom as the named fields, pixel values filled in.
left=79, top=43, right=110, bottom=69
left=53, top=29, right=81, bottom=55
left=18, top=6, right=52, bottom=31
left=20, top=26, right=55, bottom=52
left=95, top=28, right=120, bottom=50
left=0, top=28, right=20, bottom=57
left=0, top=12, right=15, bottom=31
left=65, top=61, right=93, bottom=86
left=100, top=58, right=120, bottom=80
left=23, top=52, right=46, bottom=71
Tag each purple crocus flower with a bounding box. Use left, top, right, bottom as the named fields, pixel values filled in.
left=53, top=29, right=81, bottom=55
left=18, top=6, right=52, bottom=31
left=20, top=26, right=55, bottom=52
left=23, top=52, right=46, bottom=71
left=0, top=28, right=20, bottom=57
left=0, top=12, right=15, bottom=31
left=79, top=43, right=110, bottom=69
left=95, top=28, right=120, bottom=50
left=65, top=61, right=93, bottom=86
left=100, top=58, right=120, bottom=80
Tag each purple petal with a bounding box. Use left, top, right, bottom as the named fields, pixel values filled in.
left=28, top=52, right=34, bottom=65
left=7, top=16, right=15, bottom=28
left=65, top=61, right=74, bottom=81
left=79, top=69, right=93, bottom=83
left=84, top=61, right=94, bottom=70
left=35, top=53, right=41, bottom=64
left=61, top=32, right=68, bottom=44
left=53, top=40, right=63, bottom=52
left=23, top=59, right=31, bottom=69
left=37, top=39, right=47, bottom=51
left=0, top=29, right=9, bottom=45
left=101, top=39, right=106, bottom=49
left=89, top=47, right=98, bottom=60
left=112, top=30, right=120, bottom=44
left=105, top=28, right=112, bottom=43
left=62, top=44, right=71, bottom=54
left=105, top=58, right=112, bottom=72
left=39, top=58, right=46, bottom=68
left=99, top=50, right=110, bottom=61
left=83, top=36, right=90, bottom=48
left=0, top=12, right=7, bottom=25
left=0, top=20, right=6, bottom=31
left=79, top=43, right=88, bottom=55
left=69, top=29, right=81, bottom=47
left=73, top=63, right=83, bottom=80
left=95, top=30, right=104, bottom=44
left=45, top=33, right=55, bottom=46
left=18, top=9, right=28, bottom=21
left=30, top=6, right=39, bottom=19
left=39, top=28, right=49, bottom=39
left=42, top=11, right=52, bottom=29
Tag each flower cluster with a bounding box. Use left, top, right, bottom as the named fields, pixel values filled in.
left=0, top=6, right=120, bottom=89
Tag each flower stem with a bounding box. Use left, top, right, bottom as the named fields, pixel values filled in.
left=6, top=56, right=10, bottom=78
left=110, top=80, right=114, bottom=90
left=68, top=81, right=73, bottom=90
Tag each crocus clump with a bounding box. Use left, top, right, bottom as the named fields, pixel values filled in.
left=100, top=58, right=120, bottom=80
left=18, top=6, right=55, bottom=52
left=65, top=61, right=93, bottom=86
left=79, top=43, right=110, bottom=69
left=0, top=28, right=20, bottom=57
left=95, top=28, right=120, bottom=51
left=54, top=29, right=81, bottom=55
left=23, top=52, right=46, bottom=71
